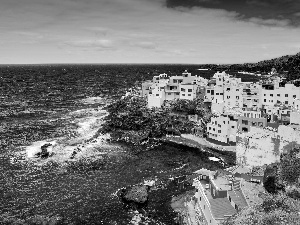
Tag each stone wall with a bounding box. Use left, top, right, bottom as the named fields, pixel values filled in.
left=236, top=125, right=300, bottom=167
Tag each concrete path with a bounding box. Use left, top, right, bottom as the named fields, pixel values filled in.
left=181, top=134, right=236, bottom=152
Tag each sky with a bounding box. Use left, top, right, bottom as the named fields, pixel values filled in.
left=0, top=0, right=300, bottom=64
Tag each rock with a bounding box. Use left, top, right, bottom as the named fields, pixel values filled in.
left=35, top=143, right=53, bottom=159
left=70, top=151, right=77, bottom=159
left=121, top=185, right=149, bottom=205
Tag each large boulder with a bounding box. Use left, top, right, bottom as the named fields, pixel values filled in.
left=120, top=185, right=149, bottom=205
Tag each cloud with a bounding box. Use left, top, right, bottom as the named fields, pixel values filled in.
left=133, top=41, right=156, bottom=49
left=65, top=39, right=114, bottom=49
left=247, top=17, right=291, bottom=27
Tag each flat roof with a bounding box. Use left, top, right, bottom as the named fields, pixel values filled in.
left=211, top=176, right=232, bottom=191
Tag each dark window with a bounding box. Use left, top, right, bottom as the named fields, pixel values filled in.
left=188, top=94, right=191, bottom=96
left=181, top=88, right=185, bottom=92
left=229, top=196, right=231, bottom=202
left=252, top=122, right=257, bottom=126
left=258, top=122, right=263, bottom=127
left=264, top=94, right=266, bottom=96
left=264, top=99, right=266, bottom=102
left=227, top=96, right=230, bottom=99
left=227, top=88, right=230, bottom=91
left=277, top=94, right=280, bottom=97
left=168, top=93, right=171, bottom=95
left=211, top=90, right=214, bottom=95
left=285, top=101, right=288, bottom=104
left=242, top=120, right=248, bottom=125
left=188, top=89, right=192, bottom=92
left=293, top=95, right=296, bottom=98
left=207, top=90, right=210, bottom=93
left=236, top=89, right=239, bottom=91
left=285, top=94, right=288, bottom=97
left=213, top=128, right=215, bottom=131
left=209, top=127, right=211, bottom=130
left=231, top=126, right=235, bottom=128
left=220, top=93, right=223, bottom=95
left=156, top=94, right=159, bottom=96
left=218, top=130, right=221, bottom=133
left=242, top=127, right=248, bottom=132
left=236, top=96, right=239, bottom=99
left=216, top=93, right=219, bottom=95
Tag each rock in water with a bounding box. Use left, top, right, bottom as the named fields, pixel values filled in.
left=122, top=185, right=149, bottom=204
left=39, top=143, right=52, bottom=158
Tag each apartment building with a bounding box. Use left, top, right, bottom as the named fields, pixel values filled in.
left=259, top=83, right=300, bottom=108
left=207, top=115, right=237, bottom=143
left=192, top=168, right=248, bottom=225
left=237, top=109, right=267, bottom=133
left=146, top=70, right=204, bottom=108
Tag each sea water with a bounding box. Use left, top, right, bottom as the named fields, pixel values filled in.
left=0, top=64, right=219, bottom=224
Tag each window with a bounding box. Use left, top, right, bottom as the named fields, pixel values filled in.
left=182, top=94, right=185, bottom=96
left=242, top=127, right=248, bottom=132
left=176, top=93, right=179, bottom=95
left=213, top=128, right=215, bottom=131
left=264, top=99, right=266, bottom=102
left=285, top=101, right=288, bottom=104
left=218, top=124, right=221, bottom=127
left=293, top=95, right=296, bottom=98
left=223, top=121, right=226, bottom=124
left=207, top=90, right=210, bottom=93
left=270, top=94, right=273, bottom=97
left=252, top=122, right=257, bottom=126
left=236, top=89, right=239, bottom=91
left=277, top=94, right=280, bottom=97
left=209, top=127, right=211, bottom=130
left=168, top=93, right=171, bottom=95
left=231, top=126, right=235, bottom=128
left=277, top=100, right=280, bottom=103
left=220, top=93, right=223, bottom=95
left=227, top=96, right=230, bottom=99
left=188, top=89, right=192, bottom=92
left=181, top=88, right=185, bottom=92
left=258, top=122, right=263, bottom=127
left=156, top=94, right=159, bottom=96
left=229, top=196, right=231, bottom=202
left=285, top=94, right=288, bottom=97
left=264, top=94, right=266, bottom=96
left=227, top=88, right=230, bottom=91
left=218, top=130, right=221, bottom=133
left=188, top=94, right=191, bottom=96
left=236, top=96, right=239, bottom=99
left=216, top=93, right=219, bottom=95
left=242, top=120, right=248, bottom=125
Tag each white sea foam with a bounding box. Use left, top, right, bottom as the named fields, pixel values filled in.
left=80, top=96, right=104, bottom=105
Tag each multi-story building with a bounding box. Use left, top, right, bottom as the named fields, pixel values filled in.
left=259, top=83, right=300, bottom=108
left=207, top=115, right=237, bottom=143
left=237, top=109, right=267, bottom=133
left=192, top=168, right=248, bottom=225
left=147, top=70, right=205, bottom=108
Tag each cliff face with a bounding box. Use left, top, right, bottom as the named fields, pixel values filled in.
left=236, top=126, right=300, bottom=167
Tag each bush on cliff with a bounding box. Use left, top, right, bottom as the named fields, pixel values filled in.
left=100, top=96, right=196, bottom=145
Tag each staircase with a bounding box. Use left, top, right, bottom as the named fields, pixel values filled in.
left=232, top=180, right=241, bottom=191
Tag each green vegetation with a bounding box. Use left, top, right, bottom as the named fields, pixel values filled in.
left=223, top=147, right=300, bottom=225
left=100, top=93, right=211, bottom=148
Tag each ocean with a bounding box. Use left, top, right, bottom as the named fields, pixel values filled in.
left=0, top=64, right=226, bottom=225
